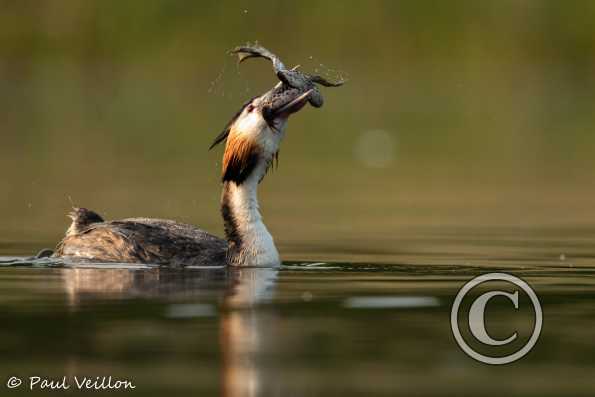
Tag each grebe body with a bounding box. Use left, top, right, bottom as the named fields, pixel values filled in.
left=53, top=45, right=342, bottom=267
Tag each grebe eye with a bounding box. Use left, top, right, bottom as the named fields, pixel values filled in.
left=246, top=104, right=255, bottom=113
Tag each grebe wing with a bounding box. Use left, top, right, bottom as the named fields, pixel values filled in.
left=120, top=218, right=224, bottom=241
left=56, top=218, right=227, bottom=266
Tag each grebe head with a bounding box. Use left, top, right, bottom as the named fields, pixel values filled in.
left=209, top=86, right=313, bottom=267
left=210, top=87, right=313, bottom=184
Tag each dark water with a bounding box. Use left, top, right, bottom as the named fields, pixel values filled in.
left=1, top=233, right=595, bottom=397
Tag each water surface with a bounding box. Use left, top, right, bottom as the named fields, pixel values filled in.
left=1, top=231, right=594, bottom=396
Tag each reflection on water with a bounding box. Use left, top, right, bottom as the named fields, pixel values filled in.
left=1, top=250, right=595, bottom=396
left=220, top=268, right=278, bottom=397
left=59, top=265, right=278, bottom=397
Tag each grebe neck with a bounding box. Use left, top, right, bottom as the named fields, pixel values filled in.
left=220, top=162, right=279, bottom=267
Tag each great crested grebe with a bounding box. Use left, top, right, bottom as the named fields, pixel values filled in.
left=53, top=45, right=343, bottom=267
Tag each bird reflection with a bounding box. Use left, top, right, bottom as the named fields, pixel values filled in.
left=220, top=268, right=278, bottom=397
left=60, top=265, right=279, bottom=397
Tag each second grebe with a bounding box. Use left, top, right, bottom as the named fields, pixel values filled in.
left=53, top=45, right=343, bottom=267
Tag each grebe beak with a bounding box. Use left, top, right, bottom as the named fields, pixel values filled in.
left=272, top=89, right=313, bottom=117
left=262, top=88, right=314, bottom=125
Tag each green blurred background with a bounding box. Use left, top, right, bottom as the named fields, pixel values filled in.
left=2, top=0, right=595, bottom=259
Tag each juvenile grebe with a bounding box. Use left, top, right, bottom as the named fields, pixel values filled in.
left=53, top=45, right=343, bottom=267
